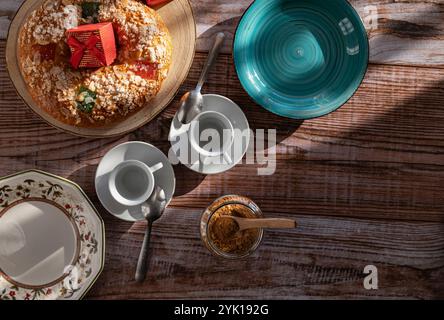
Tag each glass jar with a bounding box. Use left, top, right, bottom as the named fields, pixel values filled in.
left=200, top=195, right=264, bottom=259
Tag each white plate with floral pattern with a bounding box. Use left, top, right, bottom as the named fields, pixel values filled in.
left=0, top=170, right=105, bottom=300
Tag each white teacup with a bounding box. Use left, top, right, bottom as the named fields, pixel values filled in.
left=189, top=111, right=234, bottom=163
left=108, top=160, right=163, bottom=206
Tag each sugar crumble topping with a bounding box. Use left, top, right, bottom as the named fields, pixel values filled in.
left=19, top=0, right=172, bottom=126
left=29, top=2, right=80, bottom=45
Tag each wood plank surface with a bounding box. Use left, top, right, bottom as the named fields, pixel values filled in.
left=87, top=208, right=444, bottom=299
left=193, top=0, right=444, bottom=66
left=1, top=0, right=444, bottom=300
left=1, top=41, right=444, bottom=222
left=1, top=38, right=444, bottom=298
left=1, top=0, right=444, bottom=66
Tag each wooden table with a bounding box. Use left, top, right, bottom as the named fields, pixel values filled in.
left=1, top=0, right=444, bottom=299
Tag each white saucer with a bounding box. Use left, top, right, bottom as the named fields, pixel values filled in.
left=169, top=94, right=250, bottom=175
left=95, top=142, right=176, bottom=222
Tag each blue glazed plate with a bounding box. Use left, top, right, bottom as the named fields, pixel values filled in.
left=234, top=0, right=369, bottom=119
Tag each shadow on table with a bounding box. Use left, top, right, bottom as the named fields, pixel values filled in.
left=277, top=76, right=444, bottom=220
left=198, top=16, right=241, bottom=53
left=67, top=163, right=134, bottom=230
left=243, top=97, right=304, bottom=147
left=201, top=16, right=305, bottom=146
left=67, top=163, right=97, bottom=196
left=134, top=115, right=207, bottom=197
left=339, top=78, right=444, bottom=145
left=172, top=163, right=206, bottom=197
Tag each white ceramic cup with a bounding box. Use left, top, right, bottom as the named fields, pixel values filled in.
left=108, top=160, right=163, bottom=206
left=189, top=111, right=234, bottom=163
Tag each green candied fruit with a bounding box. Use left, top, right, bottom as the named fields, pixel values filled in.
left=76, top=86, right=96, bottom=113
left=81, top=2, right=100, bottom=23
left=77, top=102, right=94, bottom=113
left=79, top=86, right=97, bottom=99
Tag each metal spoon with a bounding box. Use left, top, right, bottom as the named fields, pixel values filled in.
left=135, top=186, right=166, bottom=282
left=176, top=32, right=226, bottom=124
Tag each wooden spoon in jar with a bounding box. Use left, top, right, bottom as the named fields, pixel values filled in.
left=223, top=216, right=297, bottom=232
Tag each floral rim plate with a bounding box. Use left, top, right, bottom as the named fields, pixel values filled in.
left=0, top=170, right=105, bottom=300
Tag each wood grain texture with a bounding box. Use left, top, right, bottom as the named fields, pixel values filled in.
left=1, top=37, right=444, bottom=298
left=86, top=208, right=444, bottom=299
left=1, top=40, right=444, bottom=222
left=193, top=0, right=444, bottom=66
left=1, top=0, right=444, bottom=66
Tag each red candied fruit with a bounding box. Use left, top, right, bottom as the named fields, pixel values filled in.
left=131, top=61, right=158, bottom=80
left=33, top=43, right=57, bottom=61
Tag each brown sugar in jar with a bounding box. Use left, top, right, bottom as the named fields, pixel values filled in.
left=208, top=204, right=260, bottom=255
left=200, top=195, right=264, bottom=259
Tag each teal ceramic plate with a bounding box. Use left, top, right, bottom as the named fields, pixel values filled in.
left=234, top=0, right=369, bottom=119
